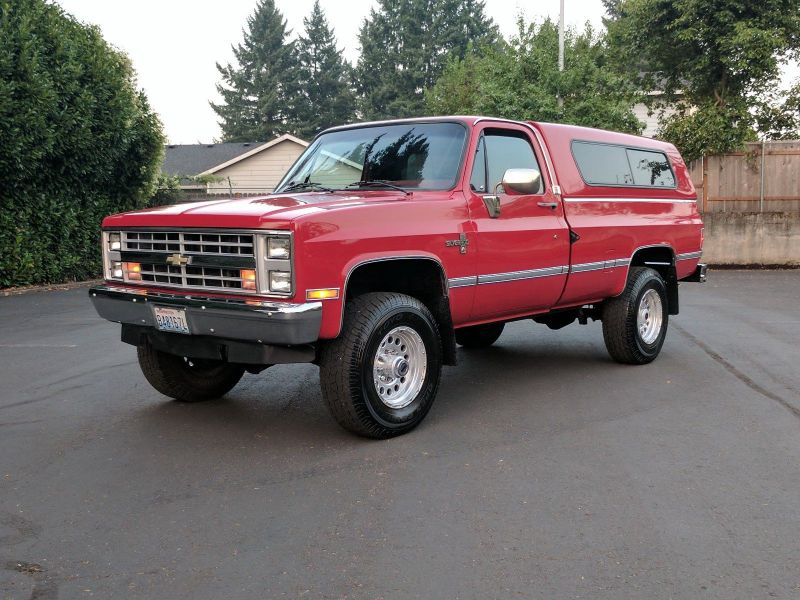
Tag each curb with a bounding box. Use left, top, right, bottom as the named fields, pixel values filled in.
left=1, top=279, right=102, bottom=297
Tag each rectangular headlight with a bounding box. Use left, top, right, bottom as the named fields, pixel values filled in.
left=268, top=237, right=291, bottom=259
left=269, top=271, right=292, bottom=293
left=108, top=232, right=121, bottom=251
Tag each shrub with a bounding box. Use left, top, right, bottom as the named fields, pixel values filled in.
left=0, top=0, right=164, bottom=287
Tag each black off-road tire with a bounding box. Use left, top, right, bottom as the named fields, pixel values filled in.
left=137, top=344, right=245, bottom=402
left=602, top=267, right=669, bottom=365
left=455, top=322, right=505, bottom=348
left=318, top=292, right=443, bottom=439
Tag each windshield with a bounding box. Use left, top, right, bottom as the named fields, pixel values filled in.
left=276, top=122, right=467, bottom=192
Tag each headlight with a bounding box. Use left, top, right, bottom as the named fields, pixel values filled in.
left=268, top=237, right=291, bottom=259
left=104, top=231, right=124, bottom=280
left=259, top=233, right=292, bottom=295
left=269, top=271, right=292, bottom=293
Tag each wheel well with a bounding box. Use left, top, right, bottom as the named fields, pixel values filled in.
left=630, top=246, right=679, bottom=315
left=345, top=259, right=457, bottom=365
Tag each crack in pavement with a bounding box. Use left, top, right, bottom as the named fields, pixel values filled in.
left=673, top=322, right=800, bottom=420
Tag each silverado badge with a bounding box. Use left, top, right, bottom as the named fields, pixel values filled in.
left=445, top=233, right=469, bottom=254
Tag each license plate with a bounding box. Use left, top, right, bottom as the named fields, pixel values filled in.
left=153, top=306, right=190, bottom=334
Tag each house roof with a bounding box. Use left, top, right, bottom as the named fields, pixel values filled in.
left=200, top=134, right=308, bottom=175
left=163, top=142, right=264, bottom=177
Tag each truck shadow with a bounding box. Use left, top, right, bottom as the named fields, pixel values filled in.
left=129, top=327, right=619, bottom=447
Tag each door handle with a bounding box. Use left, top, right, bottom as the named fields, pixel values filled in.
left=537, top=201, right=558, bottom=209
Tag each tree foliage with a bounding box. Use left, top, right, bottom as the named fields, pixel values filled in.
left=150, top=174, right=185, bottom=207
left=604, top=0, right=800, bottom=160
left=426, top=19, right=643, bottom=134
left=294, top=1, right=355, bottom=138
left=211, top=0, right=299, bottom=142
left=356, top=0, right=500, bottom=120
left=0, top=0, right=164, bottom=288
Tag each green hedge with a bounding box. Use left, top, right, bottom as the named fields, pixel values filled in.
left=0, top=0, right=164, bottom=288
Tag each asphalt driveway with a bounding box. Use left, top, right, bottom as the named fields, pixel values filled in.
left=1, top=270, right=799, bottom=599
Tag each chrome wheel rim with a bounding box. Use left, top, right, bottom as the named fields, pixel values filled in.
left=637, top=289, right=663, bottom=345
left=372, top=326, right=427, bottom=409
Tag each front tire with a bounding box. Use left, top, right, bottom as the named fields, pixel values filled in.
left=602, top=267, right=669, bottom=364
left=137, top=344, right=245, bottom=402
left=319, top=292, right=443, bottom=439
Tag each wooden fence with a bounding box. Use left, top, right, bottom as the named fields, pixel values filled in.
left=689, top=140, right=800, bottom=213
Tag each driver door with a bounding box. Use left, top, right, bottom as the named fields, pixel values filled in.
left=467, top=124, right=570, bottom=319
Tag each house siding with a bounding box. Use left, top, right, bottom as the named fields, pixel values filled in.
left=633, top=100, right=681, bottom=138
left=207, top=140, right=306, bottom=194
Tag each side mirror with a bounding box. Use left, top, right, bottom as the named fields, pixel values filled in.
left=501, top=168, right=541, bottom=195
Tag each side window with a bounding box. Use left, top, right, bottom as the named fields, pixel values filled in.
left=485, top=131, right=543, bottom=194
left=626, top=148, right=675, bottom=187
left=470, top=136, right=487, bottom=192
left=572, top=141, right=633, bottom=185
left=571, top=141, right=677, bottom=188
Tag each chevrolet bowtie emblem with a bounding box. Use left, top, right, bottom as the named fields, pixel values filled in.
left=166, top=253, right=190, bottom=266
left=445, top=233, right=469, bottom=254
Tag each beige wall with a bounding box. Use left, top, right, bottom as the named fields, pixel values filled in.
left=206, top=140, right=305, bottom=194
left=703, top=212, right=800, bottom=266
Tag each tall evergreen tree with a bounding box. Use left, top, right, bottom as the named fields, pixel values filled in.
left=356, top=0, right=499, bottom=120
left=293, top=1, right=356, bottom=138
left=211, top=0, right=299, bottom=141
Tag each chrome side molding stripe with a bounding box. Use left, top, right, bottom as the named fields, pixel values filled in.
left=448, top=275, right=478, bottom=289
left=447, top=266, right=568, bottom=289
left=477, top=265, right=568, bottom=285
left=446, top=250, right=703, bottom=289
left=564, top=197, right=697, bottom=204
left=569, top=261, right=606, bottom=273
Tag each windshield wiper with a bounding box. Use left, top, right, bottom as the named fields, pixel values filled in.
left=281, top=181, right=335, bottom=193
left=345, top=180, right=411, bottom=195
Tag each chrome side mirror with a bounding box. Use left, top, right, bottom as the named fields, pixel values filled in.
left=501, top=168, right=542, bottom=195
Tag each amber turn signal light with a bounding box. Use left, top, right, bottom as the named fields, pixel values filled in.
left=306, top=288, right=340, bottom=300
left=123, top=262, right=142, bottom=281
left=240, top=269, right=257, bottom=290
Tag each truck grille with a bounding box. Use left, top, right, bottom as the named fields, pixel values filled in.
left=118, top=230, right=258, bottom=294
left=138, top=264, right=247, bottom=290
left=122, top=231, right=255, bottom=257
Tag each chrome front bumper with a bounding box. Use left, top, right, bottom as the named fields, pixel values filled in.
left=89, top=285, right=322, bottom=346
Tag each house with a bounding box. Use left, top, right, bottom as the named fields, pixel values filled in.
left=632, top=90, right=685, bottom=138
left=162, top=134, right=308, bottom=196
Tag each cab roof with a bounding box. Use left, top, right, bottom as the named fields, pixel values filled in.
left=320, top=115, right=676, bottom=153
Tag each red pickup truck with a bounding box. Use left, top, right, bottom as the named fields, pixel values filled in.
left=91, top=116, right=705, bottom=438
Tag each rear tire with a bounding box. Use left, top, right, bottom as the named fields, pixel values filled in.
left=319, top=292, right=442, bottom=439
left=602, top=267, right=669, bottom=364
left=455, top=322, right=505, bottom=348
left=137, top=344, right=245, bottom=402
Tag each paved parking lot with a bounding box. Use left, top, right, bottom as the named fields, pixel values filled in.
left=1, top=270, right=799, bottom=599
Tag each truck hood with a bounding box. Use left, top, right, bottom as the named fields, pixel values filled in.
left=101, top=191, right=409, bottom=229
